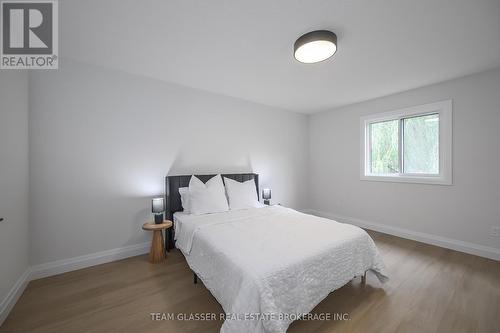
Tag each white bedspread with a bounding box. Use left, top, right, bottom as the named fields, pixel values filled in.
left=174, top=206, right=388, bottom=333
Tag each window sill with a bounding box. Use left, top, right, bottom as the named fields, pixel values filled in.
left=360, top=174, right=452, bottom=185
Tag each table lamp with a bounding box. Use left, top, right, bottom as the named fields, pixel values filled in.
left=152, top=197, right=165, bottom=224
left=262, top=188, right=271, bottom=205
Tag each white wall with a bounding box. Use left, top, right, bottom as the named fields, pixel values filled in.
left=0, top=72, right=30, bottom=316
left=29, top=59, right=309, bottom=265
left=309, top=68, right=500, bottom=255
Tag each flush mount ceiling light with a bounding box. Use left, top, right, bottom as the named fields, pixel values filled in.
left=294, top=30, right=337, bottom=64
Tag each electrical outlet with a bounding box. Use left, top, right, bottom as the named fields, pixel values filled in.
left=491, top=226, right=500, bottom=237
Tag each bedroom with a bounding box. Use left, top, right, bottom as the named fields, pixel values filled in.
left=0, top=0, right=499, bottom=332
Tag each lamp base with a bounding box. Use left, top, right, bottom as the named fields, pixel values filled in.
left=154, top=213, right=164, bottom=224
left=264, top=200, right=270, bottom=205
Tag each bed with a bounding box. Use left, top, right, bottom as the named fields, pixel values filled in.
left=165, top=173, right=388, bottom=333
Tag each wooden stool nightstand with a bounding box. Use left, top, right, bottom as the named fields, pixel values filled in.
left=142, top=221, right=172, bottom=263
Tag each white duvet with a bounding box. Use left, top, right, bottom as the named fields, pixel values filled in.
left=174, top=206, right=388, bottom=333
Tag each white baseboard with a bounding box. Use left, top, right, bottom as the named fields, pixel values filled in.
left=0, top=269, right=31, bottom=326
left=30, top=241, right=150, bottom=280
left=0, top=241, right=150, bottom=326
left=306, top=209, right=500, bottom=261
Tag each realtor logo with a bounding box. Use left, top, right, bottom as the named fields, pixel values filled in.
left=1, top=0, right=58, bottom=69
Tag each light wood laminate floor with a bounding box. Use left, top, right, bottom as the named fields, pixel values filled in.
left=1, top=231, right=499, bottom=333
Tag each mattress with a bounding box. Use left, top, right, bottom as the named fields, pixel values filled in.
left=173, top=206, right=388, bottom=333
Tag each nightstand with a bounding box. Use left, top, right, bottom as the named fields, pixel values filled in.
left=142, top=220, right=172, bottom=263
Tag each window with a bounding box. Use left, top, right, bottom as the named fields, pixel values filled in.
left=360, top=100, right=452, bottom=185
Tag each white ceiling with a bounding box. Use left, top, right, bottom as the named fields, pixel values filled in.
left=61, top=0, right=500, bottom=113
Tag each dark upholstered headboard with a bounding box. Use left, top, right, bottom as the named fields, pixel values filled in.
left=164, top=173, right=259, bottom=221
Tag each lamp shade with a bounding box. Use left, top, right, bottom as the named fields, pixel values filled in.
left=151, top=197, right=165, bottom=214
left=262, top=188, right=272, bottom=200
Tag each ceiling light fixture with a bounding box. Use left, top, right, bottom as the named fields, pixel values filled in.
left=294, top=30, right=337, bottom=64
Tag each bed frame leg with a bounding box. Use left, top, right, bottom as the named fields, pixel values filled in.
left=361, top=271, right=367, bottom=285
left=193, top=273, right=198, bottom=284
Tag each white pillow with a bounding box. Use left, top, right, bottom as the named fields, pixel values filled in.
left=178, top=187, right=190, bottom=213
left=188, top=175, right=229, bottom=215
left=224, top=177, right=262, bottom=210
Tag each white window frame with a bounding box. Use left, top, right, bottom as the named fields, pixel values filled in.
left=360, top=100, right=452, bottom=185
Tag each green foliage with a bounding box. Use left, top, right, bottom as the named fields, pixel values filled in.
left=370, top=114, right=439, bottom=175
left=403, top=114, right=439, bottom=174
left=370, top=120, right=399, bottom=174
